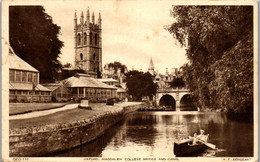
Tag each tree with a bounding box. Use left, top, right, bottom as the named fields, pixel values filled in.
left=63, top=63, right=72, bottom=68
left=108, top=61, right=127, bottom=74
left=9, top=6, right=64, bottom=83
left=167, top=6, right=253, bottom=113
left=125, top=71, right=157, bottom=101
left=170, top=77, right=185, bottom=88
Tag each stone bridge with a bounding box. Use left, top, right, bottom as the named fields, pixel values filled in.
left=156, top=88, right=196, bottom=111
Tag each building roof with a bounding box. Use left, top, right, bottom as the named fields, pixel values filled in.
left=97, top=78, right=119, bottom=83
left=41, top=83, right=65, bottom=91
left=155, top=74, right=161, bottom=79
left=117, top=87, right=127, bottom=93
left=9, top=82, right=51, bottom=91
left=63, top=74, right=117, bottom=89
left=35, top=84, right=52, bottom=91
left=9, top=47, right=38, bottom=72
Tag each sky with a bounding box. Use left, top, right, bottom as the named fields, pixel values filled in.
left=43, top=1, right=188, bottom=74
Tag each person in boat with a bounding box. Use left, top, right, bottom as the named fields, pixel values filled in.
left=192, top=133, right=199, bottom=144
left=188, top=132, right=199, bottom=145
left=188, top=130, right=208, bottom=145
left=197, top=129, right=209, bottom=143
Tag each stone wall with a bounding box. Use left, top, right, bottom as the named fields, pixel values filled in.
left=9, top=103, right=145, bottom=157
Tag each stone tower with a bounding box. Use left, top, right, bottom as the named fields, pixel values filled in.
left=74, top=8, right=102, bottom=78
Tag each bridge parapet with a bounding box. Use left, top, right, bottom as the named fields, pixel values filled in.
left=157, top=87, right=190, bottom=93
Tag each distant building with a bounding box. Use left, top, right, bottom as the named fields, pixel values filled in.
left=98, top=78, right=127, bottom=101
left=74, top=8, right=102, bottom=78
left=42, top=83, right=71, bottom=102
left=102, top=63, right=127, bottom=84
left=147, top=58, right=178, bottom=90
left=62, top=73, right=117, bottom=102
left=9, top=47, right=51, bottom=102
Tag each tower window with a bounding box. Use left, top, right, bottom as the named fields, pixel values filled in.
left=93, top=53, right=96, bottom=60
left=90, top=32, right=93, bottom=44
left=93, top=67, right=96, bottom=72
left=80, top=53, right=83, bottom=60
left=95, top=34, right=98, bottom=45
left=83, top=32, right=87, bottom=45
left=77, top=33, right=81, bottom=45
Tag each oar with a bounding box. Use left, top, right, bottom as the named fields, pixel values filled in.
left=198, top=139, right=216, bottom=149
left=180, top=138, right=193, bottom=144
left=204, top=142, right=216, bottom=149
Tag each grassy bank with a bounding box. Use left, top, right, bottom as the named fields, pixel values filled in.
left=9, top=102, right=140, bottom=129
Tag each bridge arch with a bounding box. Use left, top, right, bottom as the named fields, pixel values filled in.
left=159, top=94, right=176, bottom=110
left=180, top=94, right=197, bottom=111
left=179, top=92, right=192, bottom=101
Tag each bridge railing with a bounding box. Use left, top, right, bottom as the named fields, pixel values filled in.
left=157, top=87, right=189, bottom=92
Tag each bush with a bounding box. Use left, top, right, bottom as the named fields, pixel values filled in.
left=106, top=98, right=114, bottom=105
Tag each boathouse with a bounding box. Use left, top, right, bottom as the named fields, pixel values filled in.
left=62, top=73, right=117, bottom=102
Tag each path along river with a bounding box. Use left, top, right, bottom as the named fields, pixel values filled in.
left=51, top=111, right=253, bottom=157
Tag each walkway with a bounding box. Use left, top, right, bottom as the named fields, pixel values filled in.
left=9, top=103, right=79, bottom=120
left=9, top=102, right=141, bottom=120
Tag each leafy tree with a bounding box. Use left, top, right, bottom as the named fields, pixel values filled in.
left=63, top=63, right=72, bottom=68
left=61, top=69, right=85, bottom=80
left=9, top=6, right=64, bottom=83
left=108, top=61, right=127, bottom=74
left=170, top=77, right=185, bottom=88
left=167, top=6, right=253, bottom=113
left=125, top=71, right=157, bottom=101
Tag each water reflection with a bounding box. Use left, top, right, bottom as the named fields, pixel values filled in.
left=51, top=111, right=253, bottom=157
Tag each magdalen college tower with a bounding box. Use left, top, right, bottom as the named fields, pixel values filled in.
left=74, top=8, right=102, bottom=78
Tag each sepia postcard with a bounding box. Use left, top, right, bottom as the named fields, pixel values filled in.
left=2, top=0, right=258, bottom=162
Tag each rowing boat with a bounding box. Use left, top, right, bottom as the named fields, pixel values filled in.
left=173, top=141, right=207, bottom=156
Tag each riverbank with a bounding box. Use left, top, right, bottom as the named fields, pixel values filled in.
left=198, top=107, right=253, bottom=123
left=137, top=105, right=198, bottom=111
left=9, top=102, right=146, bottom=156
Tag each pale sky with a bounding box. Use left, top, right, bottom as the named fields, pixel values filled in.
left=43, top=1, right=187, bottom=74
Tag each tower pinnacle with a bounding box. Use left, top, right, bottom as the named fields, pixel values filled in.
left=74, top=11, right=77, bottom=28
left=74, top=11, right=77, bottom=19
left=92, top=12, right=95, bottom=23
left=86, top=7, right=90, bottom=24
left=80, top=11, right=84, bottom=24
left=98, top=11, right=102, bottom=27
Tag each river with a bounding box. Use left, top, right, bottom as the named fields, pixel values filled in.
left=51, top=111, right=253, bottom=157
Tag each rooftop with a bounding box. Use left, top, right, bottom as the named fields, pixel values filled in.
left=41, top=82, right=65, bottom=91
left=63, top=74, right=117, bottom=89
left=9, top=82, right=51, bottom=91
